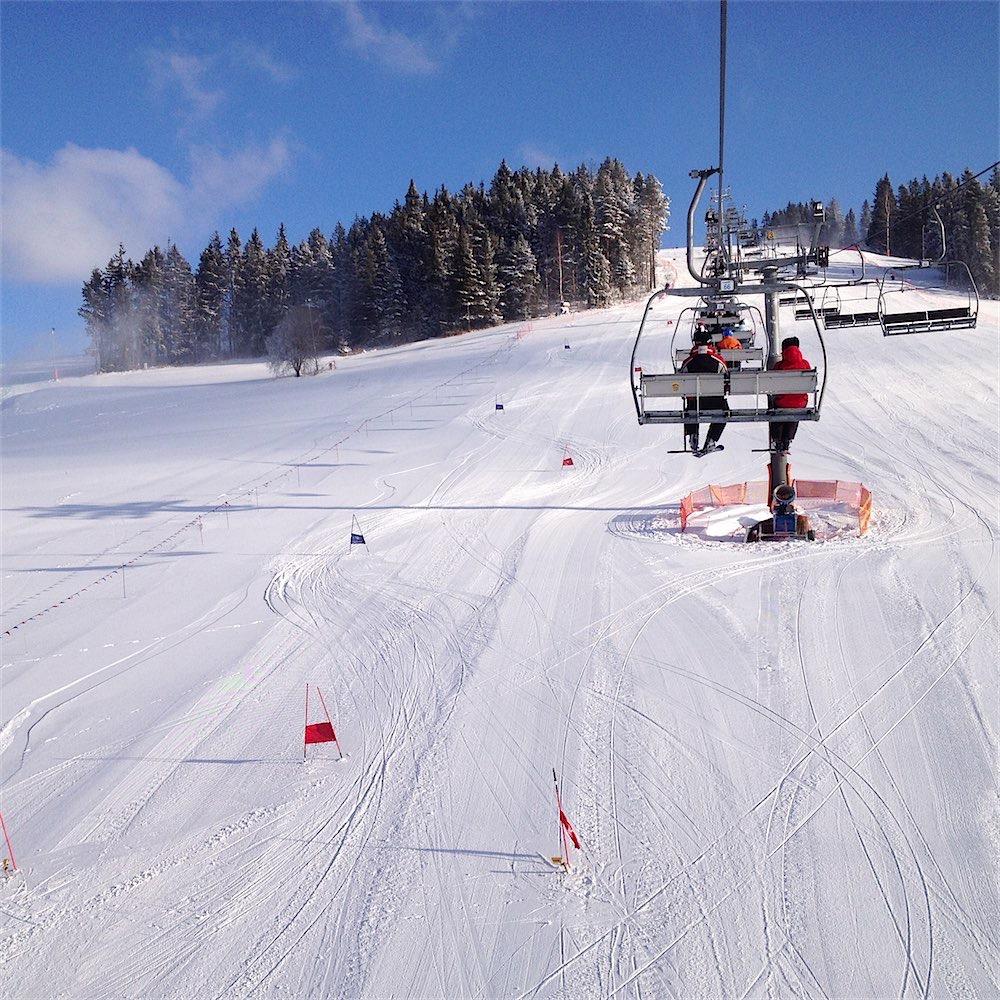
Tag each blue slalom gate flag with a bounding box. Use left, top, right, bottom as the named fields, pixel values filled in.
left=350, top=532, right=366, bottom=545
left=495, top=402, right=504, bottom=411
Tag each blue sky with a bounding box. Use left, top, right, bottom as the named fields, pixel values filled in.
left=2, top=0, right=997, bottom=359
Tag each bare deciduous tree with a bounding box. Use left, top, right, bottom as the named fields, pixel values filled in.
left=266, top=304, right=326, bottom=377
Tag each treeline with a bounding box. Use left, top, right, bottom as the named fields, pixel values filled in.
left=761, top=200, right=859, bottom=248
left=762, top=166, right=1000, bottom=295
left=79, top=158, right=669, bottom=372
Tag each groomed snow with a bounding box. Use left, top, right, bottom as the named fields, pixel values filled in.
left=1, top=249, right=997, bottom=998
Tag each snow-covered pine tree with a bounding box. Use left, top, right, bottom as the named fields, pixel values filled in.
left=960, top=172, right=995, bottom=292
left=636, top=173, right=669, bottom=289
left=842, top=208, right=859, bottom=246
left=344, top=218, right=376, bottom=344
left=238, top=229, right=269, bottom=355
left=594, top=158, right=640, bottom=297
left=329, top=222, right=350, bottom=345
left=369, top=226, right=405, bottom=339
left=103, top=245, right=134, bottom=371
left=471, top=221, right=500, bottom=325
left=498, top=234, right=539, bottom=320
left=859, top=201, right=872, bottom=247
left=984, top=168, right=1000, bottom=295
left=224, top=229, right=243, bottom=356
left=426, top=189, right=460, bottom=332
left=825, top=198, right=844, bottom=247
left=265, top=224, right=292, bottom=337
left=289, top=238, right=315, bottom=306
left=303, top=228, right=334, bottom=307
left=583, top=230, right=611, bottom=308
left=391, top=180, right=429, bottom=334
left=161, top=243, right=197, bottom=363
left=79, top=268, right=112, bottom=371
left=132, top=246, right=166, bottom=366
left=454, top=224, right=485, bottom=329
left=195, top=233, right=226, bottom=359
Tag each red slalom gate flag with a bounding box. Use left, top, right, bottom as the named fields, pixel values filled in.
left=303, top=684, right=343, bottom=760
left=305, top=721, right=337, bottom=745
left=562, top=452, right=574, bottom=468
left=559, top=808, right=581, bottom=849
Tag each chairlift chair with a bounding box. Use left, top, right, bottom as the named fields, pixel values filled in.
left=818, top=250, right=882, bottom=328
left=673, top=300, right=761, bottom=357
left=876, top=260, right=979, bottom=336
left=630, top=286, right=828, bottom=428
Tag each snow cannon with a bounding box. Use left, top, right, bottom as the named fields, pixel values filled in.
left=745, top=485, right=815, bottom=542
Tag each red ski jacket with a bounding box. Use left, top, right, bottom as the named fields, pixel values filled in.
left=771, top=345, right=812, bottom=408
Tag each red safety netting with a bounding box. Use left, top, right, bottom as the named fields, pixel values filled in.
left=679, top=479, right=873, bottom=535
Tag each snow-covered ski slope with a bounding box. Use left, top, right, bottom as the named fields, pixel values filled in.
left=1, top=249, right=997, bottom=999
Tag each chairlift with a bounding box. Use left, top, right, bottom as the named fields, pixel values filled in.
left=876, top=260, right=979, bottom=336
left=795, top=301, right=841, bottom=321
left=630, top=285, right=828, bottom=427
left=681, top=297, right=763, bottom=346
left=813, top=246, right=882, bottom=329
left=821, top=281, right=881, bottom=329
left=818, top=284, right=842, bottom=316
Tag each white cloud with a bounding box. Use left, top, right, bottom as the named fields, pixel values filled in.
left=1, top=139, right=290, bottom=285
left=189, top=138, right=291, bottom=207
left=340, top=2, right=438, bottom=75
left=147, top=43, right=296, bottom=122
left=230, top=42, right=297, bottom=84
left=147, top=50, right=224, bottom=120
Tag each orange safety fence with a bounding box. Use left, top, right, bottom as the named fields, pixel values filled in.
left=679, top=479, right=873, bottom=536
left=859, top=486, right=873, bottom=535
left=679, top=493, right=695, bottom=531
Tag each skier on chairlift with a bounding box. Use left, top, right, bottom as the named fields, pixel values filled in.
left=717, top=325, right=742, bottom=370
left=769, top=336, right=812, bottom=454
left=718, top=327, right=741, bottom=351
left=680, top=329, right=728, bottom=457
left=746, top=483, right=816, bottom=542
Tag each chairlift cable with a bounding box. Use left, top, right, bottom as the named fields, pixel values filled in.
left=718, top=0, right=728, bottom=217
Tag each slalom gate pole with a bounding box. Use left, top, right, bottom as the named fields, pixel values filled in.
left=553, top=768, right=570, bottom=872
left=0, top=811, right=16, bottom=870
left=316, top=686, right=343, bottom=760
left=303, top=683, right=310, bottom=762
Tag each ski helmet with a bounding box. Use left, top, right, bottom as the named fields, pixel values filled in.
left=693, top=329, right=711, bottom=346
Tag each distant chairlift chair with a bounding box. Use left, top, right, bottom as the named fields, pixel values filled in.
left=876, top=261, right=979, bottom=336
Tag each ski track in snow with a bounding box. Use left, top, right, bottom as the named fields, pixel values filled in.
left=1, top=250, right=997, bottom=999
